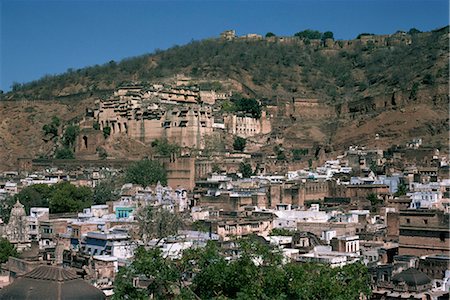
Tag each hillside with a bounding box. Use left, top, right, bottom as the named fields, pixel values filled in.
left=0, top=27, right=448, bottom=171
left=4, top=27, right=448, bottom=102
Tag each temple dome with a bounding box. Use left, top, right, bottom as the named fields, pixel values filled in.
left=0, top=265, right=105, bottom=300
left=392, top=267, right=432, bottom=287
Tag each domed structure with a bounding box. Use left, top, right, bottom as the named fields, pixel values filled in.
left=0, top=265, right=106, bottom=300
left=392, top=267, right=432, bottom=292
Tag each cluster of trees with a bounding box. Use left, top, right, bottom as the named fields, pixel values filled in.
left=0, top=159, right=167, bottom=222
left=0, top=182, right=93, bottom=222
left=92, top=179, right=120, bottom=205
left=292, top=148, right=309, bottom=161
left=42, top=116, right=80, bottom=159
left=294, top=29, right=334, bottom=41
left=113, top=237, right=371, bottom=300
left=42, top=116, right=60, bottom=138
left=134, top=205, right=181, bottom=244
left=222, top=96, right=262, bottom=119
left=125, top=159, right=167, bottom=188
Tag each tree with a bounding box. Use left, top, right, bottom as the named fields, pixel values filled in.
left=274, top=145, right=286, bottom=160
left=103, top=126, right=111, bottom=138
left=408, top=28, right=422, bottom=35
left=62, top=125, right=80, bottom=147
left=93, top=180, right=119, bottom=205
left=265, top=32, right=276, bottom=38
left=322, top=31, right=334, bottom=40
left=270, top=228, right=294, bottom=236
left=42, top=116, right=60, bottom=138
left=0, top=238, right=18, bottom=263
left=0, top=196, right=16, bottom=223
left=11, top=82, right=22, bottom=92
left=125, top=159, right=167, bottom=187
left=367, top=193, right=382, bottom=212
left=422, top=73, right=435, bottom=85
left=96, top=146, right=108, bottom=159
left=239, top=162, right=253, bottom=178
left=232, top=97, right=262, bottom=119
left=151, top=139, right=180, bottom=156
left=292, top=148, right=308, bottom=161
left=294, top=29, right=322, bottom=40
left=113, top=247, right=181, bottom=300
left=114, top=237, right=372, bottom=300
left=357, top=33, right=374, bottom=39
left=14, top=184, right=51, bottom=214
left=55, top=147, right=75, bottom=159
left=394, top=183, right=408, bottom=197
left=49, top=182, right=93, bottom=213
left=233, top=136, right=246, bottom=152
left=135, top=205, right=181, bottom=243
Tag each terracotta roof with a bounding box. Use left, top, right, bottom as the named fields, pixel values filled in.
left=0, top=265, right=105, bottom=300
left=23, top=265, right=79, bottom=281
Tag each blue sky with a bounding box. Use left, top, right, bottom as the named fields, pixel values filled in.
left=1, top=0, right=448, bottom=92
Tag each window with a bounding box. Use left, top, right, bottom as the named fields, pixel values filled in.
left=439, top=232, right=446, bottom=242
left=406, top=218, right=410, bottom=224
left=423, top=219, right=428, bottom=225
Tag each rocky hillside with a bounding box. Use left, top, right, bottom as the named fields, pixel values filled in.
left=0, top=27, right=448, bottom=171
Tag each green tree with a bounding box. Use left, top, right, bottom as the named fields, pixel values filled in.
left=42, top=116, right=60, bottom=138
left=14, top=184, right=51, bottom=214
left=125, top=159, right=167, bottom=187
left=265, top=32, right=276, bottom=38
left=221, top=99, right=237, bottom=113
left=93, top=180, right=119, bottom=205
left=96, top=146, right=108, bottom=159
left=233, top=136, right=246, bottom=152
left=55, top=147, right=75, bottom=159
left=232, top=97, right=262, bottom=119
left=0, top=238, right=18, bottom=263
left=103, top=126, right=111, bottom=138
left=270, top=228, right=294, bottom=236
left=292, top=148, right=308, bottom=161
left=151, top=138, right=180, bottom=156
left=274, top=145, right=286, bottom=161
left=394, top=183, right=408, bottom=197
left=62, top=125, right=80, bottom=147
left=49, top=182, right=93, bottom=213
left=135, top=205, right=181, bottom=243
left=113, top=237, right=372, bottom=300
left=422, top=73, right=435, bottom=85
left=356, top=32, right=374, bottom=39
left=93, top=122, right=100, bottom=130
left=239, top=162, right=253, bottom=178
left=408, top=28, right=422, bottom=35
left=294, top=29, right=322, bottom=39
left=367, top=193, right=382, bottom=212
left=410, top=82, right=419, bottom=99
left=322, top=31, right=334, bottom=40
left=0, top=196, right=16, bottom=223
left=113, top=247, right=181, bottom=300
